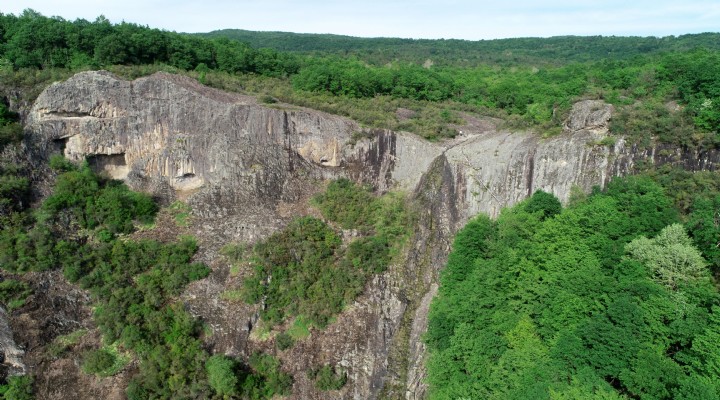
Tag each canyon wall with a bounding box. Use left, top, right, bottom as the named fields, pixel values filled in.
left=13, top=71, right=719, bottom=399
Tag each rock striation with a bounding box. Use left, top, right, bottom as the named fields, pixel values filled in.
left=20, top=71, right=720, bottom=399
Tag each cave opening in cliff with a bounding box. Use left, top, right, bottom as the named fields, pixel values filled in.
left=52, top=137, right=69, bottom=153
left=86, top=153, right=129, bottom=180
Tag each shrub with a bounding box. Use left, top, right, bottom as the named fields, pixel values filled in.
left=246, top=353, right=293, bottom=397
left=275, top=332, right=295, bottom=350
left=48, top=154, right=77, bottom=172
left=81, top=348, right=116, bottom=375
left=525, top=189, right=562, bottom=220
left=206, top=355, right=239, bottom=398
left=0, top=279, right=31, bottom=311
left=309, top=365, right=347, bottom=391
left=311, top=178, right=374, bottom=230
left=0, top=375, right=34, bottom=400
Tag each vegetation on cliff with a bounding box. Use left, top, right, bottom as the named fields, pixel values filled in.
left=0, top=159, right=292, bottom=399
left=1, top=8, right=720, bottom=399
left=239, top=178, right=411, bottom=330
left=426, top=177, right=720, bottom=399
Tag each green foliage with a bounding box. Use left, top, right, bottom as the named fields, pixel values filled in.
left=0, top=279, right=31, bottom=311
left=311, top=178, right=375, bottom=229
left=245, top=353, right=293, bottom=398
left=220, top=242, right=247, bottom=263
left=643, top=166, right=720, bottom=272
left=243, top=180, right=411, bottom=329
left=243, top=216, right=343, bottom=327
left=46, top=329, right=86, bottom=358
left=275, top=332, right=295, bottom=351
left=169, top=200, right=191, bottom=227
left=686, top=195, right=720, bottom=271
left=525, top=190, right=562, bottom=220
left=206, top=355, right=239, bottom=398
left=42, top=159, right=157, bottom=234
left=81, top=348, right=117, bottom=376
left=3, top=10, right=720, bottom=145
left=200, top=30, right=720, bottom=67
left=0, top=159, right=158, bottom=273
left=0, top=157, right=212, bottom=397
left=47, top=154, right=76, bottom=172
left=605, top=175, right=678, bottom=237
left=308, top=365, right=347, bottom=391
left=0, top=151, right=293, bottom=399
left=660, top=49, right=720, bottom=133
left=0, top=375, right=34, bottom=400
left=426, top=175, right=720, bottom=399
left=609, top=100, right=698, bottom=148
left=426, top=214, right=494, bottom=351
left=0, top=103, right=28, bottom=216
left=286, top=316, right=311, bottom=340
left=0, top=103, right=22, bottom=152
left=0, top=122, right=22, bottom=152
left=625, top=224, right=708, bottom=289
left=0, top=10, right=298, bottom=76
left=0, top=171, right=29, bottom=216
left=259, top=95, right=276, bottom=104
left=204, top=352, right=294, bottom=399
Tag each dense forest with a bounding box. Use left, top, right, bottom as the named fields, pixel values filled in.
left=198, top=29, right=720, bottom=66
left=426, top=176, right=720, bottom=399
left=1, top=8, right=720, bottom=400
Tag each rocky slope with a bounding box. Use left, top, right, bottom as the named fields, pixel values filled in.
left=7, top=71, right=718, bottom=399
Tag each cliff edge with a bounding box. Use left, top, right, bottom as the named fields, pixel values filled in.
left=15, top=71, right=719, bottom=399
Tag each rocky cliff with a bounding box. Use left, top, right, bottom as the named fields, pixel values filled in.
left=10, top=71, right=719, bottom=399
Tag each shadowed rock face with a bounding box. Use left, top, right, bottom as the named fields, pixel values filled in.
left=19, top=71, right=720, bottom=399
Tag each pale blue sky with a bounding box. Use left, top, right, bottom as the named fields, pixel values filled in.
left=3, top=0, right=719, bottom=40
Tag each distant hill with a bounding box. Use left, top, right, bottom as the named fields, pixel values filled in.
left=196, top=30, right=720, bottom=66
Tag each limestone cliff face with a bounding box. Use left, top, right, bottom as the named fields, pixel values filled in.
left=20, top=72, right=720, bottom=399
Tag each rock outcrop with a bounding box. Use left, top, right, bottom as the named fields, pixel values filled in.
left=18, top=71, right=720, bottom=399
left=0, top=306, right=24, bottom=380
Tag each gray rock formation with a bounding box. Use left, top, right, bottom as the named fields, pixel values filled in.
left=21, top=71, right=720, bottom=399
left=0, top=306, right=25, bottom=379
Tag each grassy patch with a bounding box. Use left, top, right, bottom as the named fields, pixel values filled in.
left=287, top=316, right=311, bottom=340
left=169, top=200, right=192, bottom=227
left=47, top=329, right=87, bottom=358
left=81, top=343, right=131, bottom=377
left=221, top=289, right=244, bottom=302
left=221, top=243, right=247, bottom=276
left=249, top=321, right=272, bottom=341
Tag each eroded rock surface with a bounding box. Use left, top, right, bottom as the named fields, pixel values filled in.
left=0, top=305, right=24, bottom=380
left=19, top=71, right=720, bottom=399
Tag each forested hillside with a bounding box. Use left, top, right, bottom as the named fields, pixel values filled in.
left=199, top=30, right=720, bottom=66
left=2, top=10, right=720, bottom=142
left=426, top=176, right=720, bottom=399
